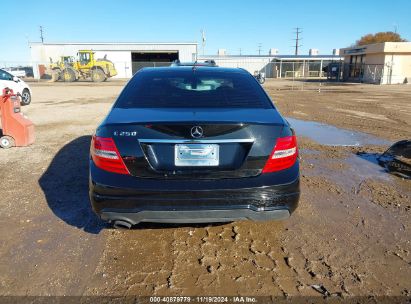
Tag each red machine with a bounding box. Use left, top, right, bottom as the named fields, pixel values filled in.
left=0, top=88, right=35, bottom=148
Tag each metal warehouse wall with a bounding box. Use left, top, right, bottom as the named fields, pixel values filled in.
left=30, top=43, right=198, bottom=78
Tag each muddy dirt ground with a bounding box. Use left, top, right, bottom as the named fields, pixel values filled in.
left=0, top=79, right=410, bottom=301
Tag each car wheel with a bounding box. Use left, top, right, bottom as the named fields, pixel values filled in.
left=21, top=89, right=31, bottom=106
left=0, top=136, right=15, bottom=149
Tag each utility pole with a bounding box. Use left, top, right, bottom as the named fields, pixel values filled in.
left=200, top=29, right=206, bottom=56
left=293, top=27, right=302, bottom=55
left=257, top=43, right=262, bottom=55
left=239, top=48, right=242, bottom=55
left=39, top=26, right=44, bottom=43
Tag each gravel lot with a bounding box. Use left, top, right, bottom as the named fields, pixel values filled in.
left=0, top=79, right=410, bottom=300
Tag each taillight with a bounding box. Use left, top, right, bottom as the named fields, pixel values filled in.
left=91, top=136, right=129, bottom=175
left=262, top=135, right=298, bottom=173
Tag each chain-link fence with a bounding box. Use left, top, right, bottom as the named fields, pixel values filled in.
left=206, top=58, right=341, bottom=80
left=342, top=63, right=386, bottom=84
left=266, top=61, right=329, bottom=78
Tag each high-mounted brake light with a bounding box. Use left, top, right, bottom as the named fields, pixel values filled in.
left=262, top=135, right=298, bottom=173
left=91, top=136, right=129, bottom=175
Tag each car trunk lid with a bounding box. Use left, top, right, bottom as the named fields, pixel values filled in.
left=101, top=108, right=286, bottom=179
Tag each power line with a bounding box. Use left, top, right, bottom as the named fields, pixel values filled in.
left=293, top=27, right=302, bottom=55
left=39, top=26, right=44, bottom=43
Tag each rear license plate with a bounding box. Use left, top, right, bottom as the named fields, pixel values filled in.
left=175, top=144, right=219, bottom=166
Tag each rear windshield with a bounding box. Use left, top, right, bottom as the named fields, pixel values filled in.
left=115, top=69, right=273, bottom=109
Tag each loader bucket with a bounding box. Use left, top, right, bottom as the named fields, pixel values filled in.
left=378, top=140, right=411, bottom=179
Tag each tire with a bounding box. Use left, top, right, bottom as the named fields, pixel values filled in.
left=0, top=136, right=15, bottom=149
left=21, top=89, right=31, bottom=106
left=62, top=68, right=76, bottom=82
left=259, top=77, right=265, bottom=84
left=91, top=69, right=106, bottom=82
left=51, top=69, right=61, bottom=82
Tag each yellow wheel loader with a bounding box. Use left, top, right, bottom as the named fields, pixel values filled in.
left=49, top=56, right=75, bottom=82
left=49, top=50, right=117, bottom=82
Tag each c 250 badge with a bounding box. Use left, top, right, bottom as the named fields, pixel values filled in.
left=113, top=131, right=138, bottom=136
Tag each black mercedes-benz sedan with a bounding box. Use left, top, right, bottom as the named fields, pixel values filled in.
left=89, top=65, right=300, bottom=228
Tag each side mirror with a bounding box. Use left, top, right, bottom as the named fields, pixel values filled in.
left=13, top=76, right=19, bottom=82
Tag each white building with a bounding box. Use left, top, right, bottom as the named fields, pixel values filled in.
left=340, top=42, right=411, bottom=84
left=29, top=42, right=198, bottom=79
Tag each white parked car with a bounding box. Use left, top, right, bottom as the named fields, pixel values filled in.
left=0, top=68, right=32, bottom=105
left=3, top=67, right=26, bottom=78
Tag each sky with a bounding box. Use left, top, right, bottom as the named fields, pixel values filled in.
left=2, top=0, right=411, bottom=64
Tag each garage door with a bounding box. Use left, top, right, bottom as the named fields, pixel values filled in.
left=131, top=52, right=179, bottom=74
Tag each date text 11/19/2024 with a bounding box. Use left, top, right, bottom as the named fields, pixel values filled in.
left=149, top=296, right=257, bottom=303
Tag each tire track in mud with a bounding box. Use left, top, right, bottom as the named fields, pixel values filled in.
left=293, top=147, right=410, bottom=297
left=84, top=221, right=309, bottom=296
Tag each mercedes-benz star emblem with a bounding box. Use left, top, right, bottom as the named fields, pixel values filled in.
left=190, top=126, right=204, bottom=138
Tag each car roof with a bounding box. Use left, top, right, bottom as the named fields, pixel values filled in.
left=139, top=66, right=249, bottom=75
left=171, top=60, right=217, bottom=67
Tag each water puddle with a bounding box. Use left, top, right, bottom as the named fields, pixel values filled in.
left=299, top=148, right=321, bottom=155
left=286, top=117, right=391, bottom=146
left=302, top=152, right=391, bottom=193
left=345, top=154, right=391, bottom=181
left=302, top=149, right=411, bottom=193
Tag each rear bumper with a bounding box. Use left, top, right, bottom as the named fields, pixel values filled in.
left=100, top=208, right=291, bottom=224
left=89, top=161, right=300, bottom=224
